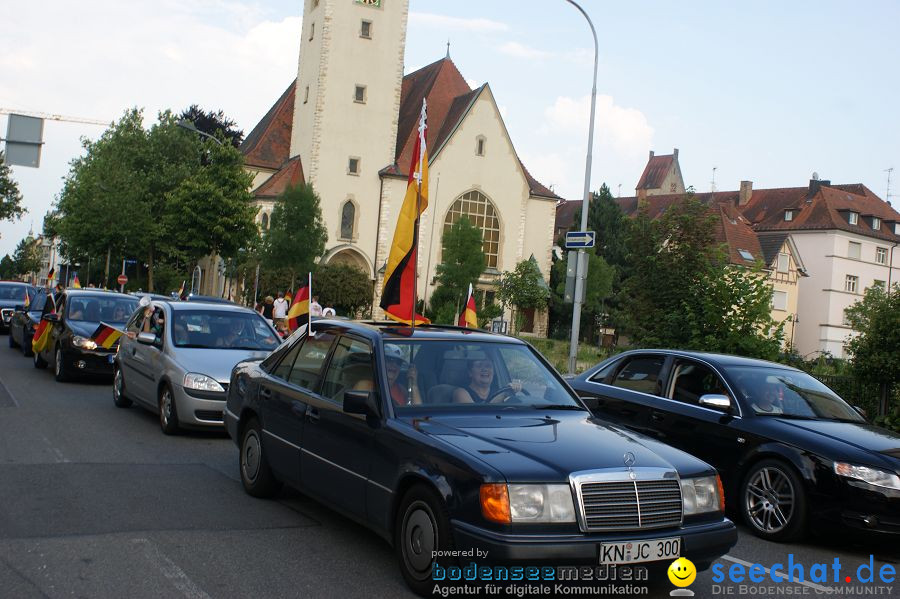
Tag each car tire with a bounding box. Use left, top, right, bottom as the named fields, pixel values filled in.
left=113, top=366, right=132, bottom=408
left=54, top=346, right=70, bottom=382
left=395, top=484, right=454, bottom=596
left=740, top=459, right=807, bottom=542
left=21, top=334, right=33, bottom=356
left=239, top=418, right=282, bottom=498
left=158, top=384, right=180, bottom=435
left=33, top=347, right=47, bottom=369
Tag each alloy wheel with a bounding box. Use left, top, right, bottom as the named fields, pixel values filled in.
left=745, top=466, right=795, bottom=533
left=55, top=349, right=62, bottom=376
left=160, top=389, right=173, bottom=428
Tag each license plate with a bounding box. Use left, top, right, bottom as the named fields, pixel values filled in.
left=108, top=354, right=115, bottom=364
left=599, top=537, right=680, bottom=564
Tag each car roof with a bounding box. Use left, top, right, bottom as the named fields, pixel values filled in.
left=164, top=301, right=258, bottom=314
left=64, top=289, right=137, bottom=300
left=314, top=320, right=525, bottom=344
left=609, top=348, right=801, bottom=371
left=183, top=294, right=236, bottom=304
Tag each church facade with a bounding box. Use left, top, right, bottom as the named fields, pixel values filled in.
left=235, top=0, right=560, bottom=334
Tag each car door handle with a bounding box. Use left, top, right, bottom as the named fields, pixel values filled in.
left=259, top=387, right=272, bottom=400
left=307, top=406, right=320, bottom=421
left=650, top=411, right=665, bottom=422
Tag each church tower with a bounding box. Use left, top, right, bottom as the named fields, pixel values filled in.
left=291, top=0, right=409, bottom=274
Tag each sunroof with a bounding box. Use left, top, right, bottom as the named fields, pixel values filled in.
left=738, top=249, right=754, bottom=261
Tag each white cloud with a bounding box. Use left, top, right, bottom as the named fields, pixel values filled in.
left=409, top=12, right=509, bottom=33
left=498, top=41, right=550, bottom=60
left=543, top=95, right=654, bottom=157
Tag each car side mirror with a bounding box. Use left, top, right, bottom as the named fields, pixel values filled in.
left=137, top=332, right=157, bottom=345
left=699, top=394, right=732, bottom=412
left=344, top=389, right=381, bottom=419
left=43, top=313, right=59, bottom=323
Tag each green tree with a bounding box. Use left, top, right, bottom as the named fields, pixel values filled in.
left=180, top=105, right=244, bottom=148
left=0, top=151, right=26, bottom=223
left=549, top=251, right=615, bottom=341
left=261, top=183, right=327, bottom=289
left=12, top=238, right=41, bottom=278
left=429, top=217, right=486, bottom=323
left=844, top=284, right=900, bottom=390
left=497, top=257, right=548, bottom=334
left=313, top=263, right=374, bottom=316
left=0, top=254, right=16, bottom=279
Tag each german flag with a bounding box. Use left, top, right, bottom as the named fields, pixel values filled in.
left=91, top=322, right=123, bottom=349
left=286, top=285, right=309, bottom=332
left=285, top=289, right=293, bottom=304
left=32, top=318, right=52, bottom=353
left=177, top=280, right=187, bottom=300
left=379, top=99, right=430, bottom=326
left=23, top=290, right=30, bottom=309
left=47, top=267, right=55, bottom=282
left=71, top=275, right=81, bottom=289
left=457, top=283, right=477, bottom=328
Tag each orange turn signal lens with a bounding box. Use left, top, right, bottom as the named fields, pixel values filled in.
left=480, top=483, right=511, bottom=524
left=716, top=474, right=726, bottom=512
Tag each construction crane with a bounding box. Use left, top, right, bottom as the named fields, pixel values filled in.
left=0, top=107, right=110, bottom=127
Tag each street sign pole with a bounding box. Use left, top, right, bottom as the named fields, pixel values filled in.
left=120, top=258, right=126, bottom=292
left=565, top=0, right=599, bottom=375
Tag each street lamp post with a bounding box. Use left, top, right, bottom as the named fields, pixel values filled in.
left=565, top=0, right=599, bottom=374
left=175, top=120, right=225, bottom=146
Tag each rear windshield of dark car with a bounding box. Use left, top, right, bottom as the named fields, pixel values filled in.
left=0, top=284, right=28, bottom=301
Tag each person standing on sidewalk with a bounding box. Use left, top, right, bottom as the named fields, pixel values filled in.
left=310, top=295, right=323, bottom=317
left=260, top=295, right=275, bottom=326
left=272, top=292, right=289, bottom=330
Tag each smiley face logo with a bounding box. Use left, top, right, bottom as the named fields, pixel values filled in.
left=667, top=557, right=696, bottom=588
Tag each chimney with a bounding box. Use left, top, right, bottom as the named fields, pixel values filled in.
left=739, top=181, right=753, bottom=206
left=808, top=179, right=831, bottom=198
left=673, top=148, right=679, bottom=160
left=649, top=150, right=654, bottom=159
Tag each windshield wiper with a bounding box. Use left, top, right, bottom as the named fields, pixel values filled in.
left=533, top=404, right=585, bottom=411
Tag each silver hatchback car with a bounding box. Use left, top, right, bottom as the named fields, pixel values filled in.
left=113, top=300, right=281, bottom=434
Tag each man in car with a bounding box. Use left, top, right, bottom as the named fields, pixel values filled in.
left=353, top=346, right=421, bottom=406
left=749, top=380, right=784, bottom=415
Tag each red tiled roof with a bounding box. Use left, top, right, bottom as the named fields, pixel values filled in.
left=241, top=82, right=295, bottom=170
left=253, top=155, right=305, bottom=199
left=554, top=200, right=581, bottom=237
left=635, top=154, right=674, bottom=190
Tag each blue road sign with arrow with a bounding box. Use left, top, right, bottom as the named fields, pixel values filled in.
left=565, top=231, right=595, bottom=249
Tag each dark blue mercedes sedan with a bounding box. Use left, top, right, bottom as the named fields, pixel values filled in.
left=226, top=322, right=736, bottom=595
left=569, top=349, right=900, bottom=543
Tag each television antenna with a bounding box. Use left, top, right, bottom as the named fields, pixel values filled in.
left=886, top=167, right=895, bottom=201
left=710, top=167, right=717, bottom=192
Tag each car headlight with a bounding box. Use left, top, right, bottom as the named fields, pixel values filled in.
left=681, top=474, right=725, bottom=515
left=834, top=462, right=900, bottom=490
left=480, top=484, right=576, bottom=524
left=183, top=373, right=225, bottom=393
left=72, top=336, right=98, bottom=350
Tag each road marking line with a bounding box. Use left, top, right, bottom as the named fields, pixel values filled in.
left=39, top=434, right=69, bottom=463
left=132, top=538, right=212, bottom=599
left=722, top=554, right=833, bottom=592
left=0, top=375, right=18, bottom=407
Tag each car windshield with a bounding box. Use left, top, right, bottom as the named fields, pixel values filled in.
left=67, top=296, right=138, bottom=323
left=172, top=310, right=279, bottom=350
left=730, top=366, right=864, bottom=422
left=0, top=284, right=28, bottom=301
left=385, top=340, right=580, bottom=410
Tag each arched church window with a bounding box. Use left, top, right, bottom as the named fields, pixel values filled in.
left=340, top=200, right=355, bottom=240
left=444, top=190, right=500, bottom=269
left=261, top=212, right=269, bottom=230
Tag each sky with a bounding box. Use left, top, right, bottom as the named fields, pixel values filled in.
left=1, top=0, right=899, bottom=256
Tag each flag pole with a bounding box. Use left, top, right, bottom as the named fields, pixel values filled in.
left=308, top=272, right=312, bottom=335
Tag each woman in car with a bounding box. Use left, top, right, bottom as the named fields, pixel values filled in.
left=453, top=358, right=523, bottom=404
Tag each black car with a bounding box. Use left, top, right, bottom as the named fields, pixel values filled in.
left=33, top=289, right=139, bottom=381
left=0, top=281, right=35, bottom=333
left=569, top=349, right=900, bottom=541
left=226, top=322, right=737, bottom=595
left=8, top=287, right=51, bottom=356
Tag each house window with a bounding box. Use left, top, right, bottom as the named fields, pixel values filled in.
left=475, top=135, right=485, bottom=156
left=738, top=249, right=754, bottom=261
left=842, top=308, right=851, bottom=326
left=873, top=279, right=886, bottom=290
left=845, top=275, right=858, bottom=293
left=876, top=247, right=887, bottom=265
left=784, top=210, right=794, bottom=221
left=848, top=211, right=858, bottom=225
left=896, top=223, right=900, bottom=235
left=771, top=290, right=788, bottom=311
left=872, top=217, right=881, bottom=231
left=347, top=157, right=360, bottom=175
left=309, top=22, right=315, bottom=41
left=354, top=85, right=366, bottom=103
left=304, top=85, right=310, bottom=104
left=360, top=20, right=372, bottom=38
left=340, top=201, right=355, bottom=240
left=670, top=182, right=676, bottom=192
left=444, top=190, right=501, bottom=269
left=261, top=212, right=269, bottom=230
left=777, top=253, right=789, bottom=273
left=848, top=241, right=861, bottom=260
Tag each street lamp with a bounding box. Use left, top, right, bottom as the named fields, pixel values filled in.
left=565, top=0, right=599, bottom=374
left=175, top=119, right=224, bottom=146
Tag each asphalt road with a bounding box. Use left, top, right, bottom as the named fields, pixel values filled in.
left=0, top=343, right=896, bottom=599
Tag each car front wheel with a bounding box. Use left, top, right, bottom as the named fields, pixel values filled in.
left=741, top=459, right=807, bottom=542
left=158, top=385, right=180, bottom=435
left=113, top=366, right=132, bottom=408
left=8, top=331, right=17, bottom=348
left=395, top=485, right=453, bottom=596
left=54, top=347, right=70, bottom=382
left=239, top=418, right=281, bottom=498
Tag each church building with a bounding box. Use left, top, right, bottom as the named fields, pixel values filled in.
left=236, top=0, right=560, bottom=334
